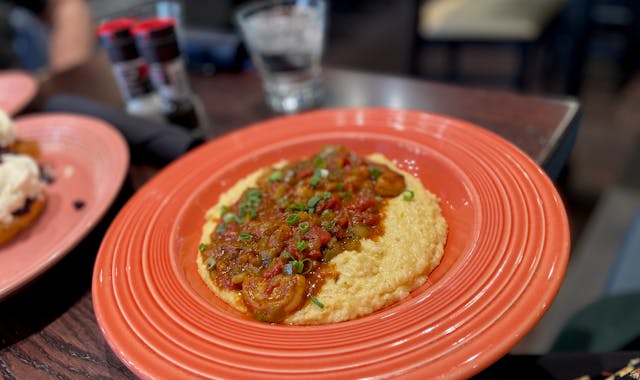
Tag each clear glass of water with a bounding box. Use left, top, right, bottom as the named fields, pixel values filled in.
left=235, top=0, right=327, bottom=114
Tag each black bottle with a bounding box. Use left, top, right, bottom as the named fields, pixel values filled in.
left=133, top=18, right=207, bottom=132
left=97, top=18, right=164, bottom=122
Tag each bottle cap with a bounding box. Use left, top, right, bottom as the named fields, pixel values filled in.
left=97, top=18, right=139, bottom=63
left=132, top=18, right=181, bottom=63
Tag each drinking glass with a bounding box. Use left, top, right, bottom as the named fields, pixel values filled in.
left=235, top=0, right=327, bottom=114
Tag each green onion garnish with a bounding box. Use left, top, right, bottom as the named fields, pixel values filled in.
left=280, top=251, right=294, bottom=261
left=322, top=220, right=336, bottom=232
left=309, top=295, right=324, bottom=308
left=234, top=189, right=262, bottom=220
left=300, top=258, right=313, bottom=274
left=247, top=189, right=262, bottom=200
left=238, top=231, right=252, bottom=242
left=289, top=258, right=313, bottom=274
left=307, top=196, right=321, bottom=209
left=204, top=257, right=217, bottom=271
left=291, top=260, right=304, bottom=273
left=286, top=213, right=300, bottom=225
left=268, top=170, right=283, bottom=182
left=299, top=221, right=310, bottom=234
left=309, top=168, right=327, bottom=187
left=198, top=243, right=207, bottom=252
left=238, top=204, right=248, bottom=218
left=286, top=202, right=306, bottom=211
left=369, top=167, right=383, bottom=180
left=402, top=189, right=415, bottom=201
left=223, top=212, right=237, bottom=223
left=322, top=192, right=332, bottom=200
left=296, top=240, right=308, bottom=251
left=309, top=175, right=321, bottom=187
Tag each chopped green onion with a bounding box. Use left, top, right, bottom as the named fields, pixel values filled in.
left=280, top=251, right=294, bottom=261
left=336, top=182, right=344, bottom=190
left=268, top=170, right=283, bottom=182
left=322, top=220, right=336, bottom=232
left=284, top=257, right=313, bottom=274
left=204, top=257, right=217, bottom=271
left=286, top=213, right=300, bottom=225
left=402, top=189, right=415, bottom=201
left=369, top=167, right=383, bottom=180
left=223, top=212, right=237, bottom=223
left=247, top=189, right=262, bottom=200
left=246, top=192, right=262, bottom=208
left=216, top=223, right=227, bottom=233
left=296, top=240, right=308, bottom=251
left=322, top=192, right=332, bottom=200
left=286, top=202, right=306, bottom=211
left=291, top=260, right=304, bottom=273
left=307, top=196, right=321, bottom=209
left=233, top=189, right=262, bottom=220
left=220, top=205, right=228, bottom=217
left=299, top=221, right=311, bottom=234
left=198, top=243, right=207, bottom=252
left=309, top=168, right=327, bottom=187
left=313, top=156, right=325, bottom=168
left=309, top=295, right=324, bottom=308
left=278, top=197, right=290, bottom=205
left=321, top=209, right=331, bottom=217
left=238, top=231, right=253, bottom=242
left=292, top=258, right=313, bottom=274
left=309, top=175, right=321, bottom=187
left=300, top=258, right=313, bottom=274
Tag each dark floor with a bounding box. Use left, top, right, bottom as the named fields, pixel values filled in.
left=323, top=0, right=640, bottom=354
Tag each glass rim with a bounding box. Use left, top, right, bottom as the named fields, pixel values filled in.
left=235, top=0, right=327, bottom=22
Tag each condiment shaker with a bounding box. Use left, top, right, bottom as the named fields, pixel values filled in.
left=97, top=18, right=165, bottom=122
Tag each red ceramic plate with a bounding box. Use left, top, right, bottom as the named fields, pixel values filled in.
left=93, top=108, right=569, bottom=379
left=0, top=70, right=38, bottom=115
left=0, top=113, right=129, bottom=300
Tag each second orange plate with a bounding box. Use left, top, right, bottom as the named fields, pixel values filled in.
left=92, top=108, right=570, bottom=379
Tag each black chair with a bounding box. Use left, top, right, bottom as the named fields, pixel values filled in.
left=564, top=0, right=640, bottom=95
left=409, top=0, right=567, bottom=90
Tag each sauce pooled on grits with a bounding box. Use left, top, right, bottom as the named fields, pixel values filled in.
left=198, top=145, right=448, bottom=324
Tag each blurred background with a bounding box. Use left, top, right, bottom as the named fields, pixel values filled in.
left=2, top=0, right=640, bottom=355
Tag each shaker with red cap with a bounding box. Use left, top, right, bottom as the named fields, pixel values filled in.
left=97, top=18, right=164, bottom=122
left=132, top=18, right=207, bottom=132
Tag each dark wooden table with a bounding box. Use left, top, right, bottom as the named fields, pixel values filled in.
left=0, top=53, right=580, bottom=379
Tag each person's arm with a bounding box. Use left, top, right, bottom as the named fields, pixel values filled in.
left=47, top=0, right=94, bottom=72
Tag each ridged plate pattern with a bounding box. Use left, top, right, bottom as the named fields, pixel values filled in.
left=92, top=108, right=569, bottom=379
left=1, top=113, right=129, bottom=299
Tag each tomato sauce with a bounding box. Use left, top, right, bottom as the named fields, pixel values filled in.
left=199, top=146, right=406, bottom=322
